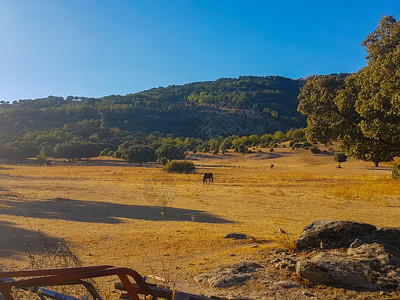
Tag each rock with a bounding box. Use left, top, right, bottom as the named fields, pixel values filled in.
left=296, top=243, right=400, bottom=290
left=347, top=243, right=391, bottom=264
left=224, top=233, right=253, bottom=240
left=273, top=280, right=300, bottom=288
left=303, top=291, right=316, bottom=297
left=273, top=248, right=286, bottom=254
left=270, top=258, right=281, bottom=264
left=193, top=261, right=263, bottom=288
left=274, top=262, right=288, bottom=269
left=296, top=220, right=376, bottom=250
left=294, top=220, right=400, bottom=291
left=363, top=227, right=400, bottom=249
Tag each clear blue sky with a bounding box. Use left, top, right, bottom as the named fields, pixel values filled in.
left=0, top=0, right=399, bottom=102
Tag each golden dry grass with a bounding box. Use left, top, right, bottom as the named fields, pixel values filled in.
left=0, top=148, right=399, bottom=292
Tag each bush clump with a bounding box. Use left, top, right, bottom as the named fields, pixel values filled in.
left=310, top=146, right=321, bottom=154
left=392, top=164, right=400, bottom=179
left=36, top=155, right=51, bottom=166
left=164, top=160, right=195, bottom=173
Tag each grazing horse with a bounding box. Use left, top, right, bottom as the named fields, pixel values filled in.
left=203, top=173, right=213, bottom=184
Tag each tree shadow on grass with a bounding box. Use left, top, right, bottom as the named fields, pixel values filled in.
left=0, top=220, right=63, bottom=259
left=0, top=197, right=233, bottom=224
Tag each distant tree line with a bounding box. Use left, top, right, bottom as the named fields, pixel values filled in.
left=0, top=127, right=307, bottom=164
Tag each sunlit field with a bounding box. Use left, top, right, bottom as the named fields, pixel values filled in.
left=1, top=147, right=399, bottom=293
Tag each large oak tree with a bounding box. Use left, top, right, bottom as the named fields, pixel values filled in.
left=298, top=15, right=400, bottom=166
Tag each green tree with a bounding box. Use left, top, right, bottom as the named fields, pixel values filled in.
left=40, top=145, right=54, bottom=157
left=155, top=144, right=185, bottom=161
left=298, top=15, right=400, bottom=167
left=219, top=136, right=234, bottom=153
left=248, top=134, right=261, bottom=146
left=0, top=141, right=38, bottom=161
left=272, top=131, right=286, bottom=142
left=124, top=145, right=157, bottom=165
left=297, top=75, right=345, bottom=145
left=53, top=140, right=99, bottom=162
left=207, top=138, right=220, bottom=153
left=334, top=152, right=347, bottom=168
left=235, top=144, right=248, bottom=154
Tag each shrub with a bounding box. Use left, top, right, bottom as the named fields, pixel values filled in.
left=164, top=160, right=195, bottom=173
left=392, top=164, right=400, bottom=179
left=37, top=155, right=51, bottom=166
left=310, top=146, right=320, bottom=154
left=234, top=144, right=248, bottom=154
left=269, top=148, right=274, bottom=152
left=159, top=157, right=168, bottom=166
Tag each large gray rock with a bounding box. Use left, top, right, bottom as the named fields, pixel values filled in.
left=296, top=243, right=400, bottom=290
left=193, top=261, right=262, bottom=288
left=295, top=221, right=400, bottom=291
left=296, top=220, right=377, bottom=250
left=363, top=227, right=400, bottom=250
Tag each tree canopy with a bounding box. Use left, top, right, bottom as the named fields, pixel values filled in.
left=298, top=15, right=400, bottom=166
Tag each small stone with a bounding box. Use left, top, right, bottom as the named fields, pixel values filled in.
left=270, top=258, right=282, bottom=264
left=273, top=281, right=300, bottom=288
left=286, top=264, right=296, bottom=272
left=224, top=233, right=253, bottom=240
left=273, top=248, right=286, bottom=254
left=275, top=262, right=288, bottom=269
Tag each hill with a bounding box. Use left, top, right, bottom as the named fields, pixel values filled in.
left=0, top=76, right=306, bottom=144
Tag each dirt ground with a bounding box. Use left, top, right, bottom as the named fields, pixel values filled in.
left=0, top=147, right=399, bottom=299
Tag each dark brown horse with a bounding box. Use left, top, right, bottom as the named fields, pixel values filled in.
left=203, top=173, right=213, bottom=184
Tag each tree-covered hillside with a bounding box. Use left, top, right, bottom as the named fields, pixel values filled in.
left=0, top=76, right=306, bottom=145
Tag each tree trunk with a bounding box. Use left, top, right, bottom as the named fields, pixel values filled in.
left=374, top=161, right=379, bottom=167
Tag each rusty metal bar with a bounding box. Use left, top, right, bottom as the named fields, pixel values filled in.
left=117, top=274, right=140, bottom=300
left=115, top=282, right=220, bottom=300
left=0, top=266, right=156, bottom=300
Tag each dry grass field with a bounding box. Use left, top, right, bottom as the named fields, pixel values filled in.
left=1, top=147, right=399, bottom=298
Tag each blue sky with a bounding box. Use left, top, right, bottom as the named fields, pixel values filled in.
left=0, top=0, right=399, bottom=102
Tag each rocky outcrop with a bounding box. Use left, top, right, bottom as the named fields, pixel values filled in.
left=296, top=220, right=376, bottom=250
left=295, top=221, right=400, bottom=291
